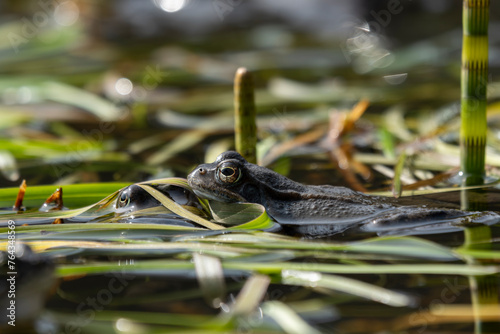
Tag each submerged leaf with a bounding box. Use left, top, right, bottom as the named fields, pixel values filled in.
left=194, top=253, right=226, bottom=307
left=282, top=270, right=415, bottom=307
left=231, top=274, right=270, bottom=316
left=262, top=301, right=322, bottom=334
left=347, top=236, right=458, bottom=261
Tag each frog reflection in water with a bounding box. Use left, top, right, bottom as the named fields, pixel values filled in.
left=187, top=151, right=499, bottom=236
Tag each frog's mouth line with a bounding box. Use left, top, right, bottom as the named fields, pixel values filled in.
left=187, top=175, right=246, bottom=203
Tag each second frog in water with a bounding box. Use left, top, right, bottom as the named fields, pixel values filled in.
left=187, top=151, right=499, bottom=236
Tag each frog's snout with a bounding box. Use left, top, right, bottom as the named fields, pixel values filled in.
left=188, top=166, right=207, bottom=180
left=187, top=166, right=206, bottom=188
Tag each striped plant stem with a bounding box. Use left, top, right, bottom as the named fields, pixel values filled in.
left=464, top=226, right=499, bottom=333
left=234, top=67, right=257, bottom=164
left=460, top=0, right=489, bottom=186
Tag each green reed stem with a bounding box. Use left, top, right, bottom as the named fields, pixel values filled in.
left=234, top=67, right=257, bottom=164
left=460, top=0, right=489, bottom=186
left=463, top=226, right=499, bottom=333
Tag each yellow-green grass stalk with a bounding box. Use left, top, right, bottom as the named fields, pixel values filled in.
left=463, top=226, right=499, bottom=333
left=461, top=0, right=489, bottom=186
left=234, top=67, right=257, bottom=164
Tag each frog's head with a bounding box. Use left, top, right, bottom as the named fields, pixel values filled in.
left=115, top=184, right=200, bottom=212
left=187, top=151, right=249, bottom=203
left=188, top=151, right=302, bottom=205
left=115, top=185, right=156, bottom=212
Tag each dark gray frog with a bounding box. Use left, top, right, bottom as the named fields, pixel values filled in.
left=113, top=183, right=206, bottom=227
left=115, top=184, right=201, bottom=212
left=187, top=151, right=500, bottom=237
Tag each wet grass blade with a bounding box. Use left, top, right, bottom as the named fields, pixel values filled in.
left=54, top=259, right=499, bottom=278
left=42, top=81, right=123, bottom=121
left=231, top=274, right=270, bottom=315
left=194, top=254, right=227, bottom=306
left=188, top=233, right=458, bottom=261
left=137, top=184, right=224, bottom=230
left=0, top=182, right=128, bottom=208
left=261, top=301, right=324, bottom=334
left=392, top=151, right=407, bottom=198
left=223, top=262, right=498, bottom=276
left=282, top=270, right=414, bottom=307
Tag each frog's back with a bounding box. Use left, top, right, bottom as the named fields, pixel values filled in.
left=263, top=184, right=394, bottom=226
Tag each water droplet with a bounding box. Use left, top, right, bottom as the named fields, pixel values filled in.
left=115, top=78, right=133, bottom=96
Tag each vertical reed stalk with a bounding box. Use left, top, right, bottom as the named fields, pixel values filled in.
left=460, top=0, right=489, bottom=186
left=464, top=226, right=499, bottom=333
left=234, top=67, right=257, bottom=164
left=461, top=11, right=496, bottom=330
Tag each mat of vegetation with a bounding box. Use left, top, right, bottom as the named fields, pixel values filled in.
left=1, top=2, right=499, bottom=333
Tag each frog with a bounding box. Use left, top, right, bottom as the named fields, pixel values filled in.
left=115, top=184, right=202, bottom=212
left=187, top=151, right=499, bottom=236
left=113, top=184, right=206, bottom=227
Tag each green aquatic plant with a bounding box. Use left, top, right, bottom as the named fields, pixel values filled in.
left=1, top=4, right=500, bottom=332
left=234, top=67, right=257, bottom=164
left=460, top=0, right=489, bottom=185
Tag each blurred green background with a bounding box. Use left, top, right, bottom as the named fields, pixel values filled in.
left=0, top=0, right=500, bottom=191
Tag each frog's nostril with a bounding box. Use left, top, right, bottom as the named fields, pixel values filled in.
left=199, top=168, right=206, bottom=175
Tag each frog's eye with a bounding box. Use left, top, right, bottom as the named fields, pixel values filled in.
left=116, top=189, right=131, bottom=208
left=217, top=162, right=242, bottom=184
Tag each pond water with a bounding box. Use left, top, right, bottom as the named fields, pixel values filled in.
left=0, top=1, right=500, bottom=333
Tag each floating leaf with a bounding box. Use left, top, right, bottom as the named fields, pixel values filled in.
left=208, top=200, right=274, bottom=229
